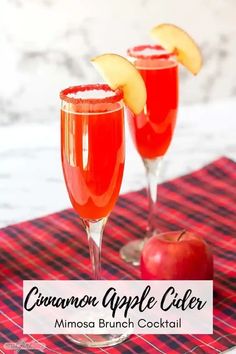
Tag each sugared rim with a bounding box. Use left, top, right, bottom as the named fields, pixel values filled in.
left=127, top=44, right=174, bottom=59
left=60, top=84, right=123, bottom=104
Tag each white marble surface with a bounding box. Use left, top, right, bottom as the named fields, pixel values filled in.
left=0, top=0, right=236, bottom=124
left=0, top=99, right=235, bottom=228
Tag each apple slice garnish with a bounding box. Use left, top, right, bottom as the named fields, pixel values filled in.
left=91, top=53, right=147, bottom=114
left=150, top=23, right=203, bottom=75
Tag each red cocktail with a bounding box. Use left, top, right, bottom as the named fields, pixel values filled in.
left=60, top=84, right=128, bottom=347
left=61, top=84, right=124, bottom=220
left=127, top=45, right=178, bottom=158
left=120, top=45, right=179, bottom=265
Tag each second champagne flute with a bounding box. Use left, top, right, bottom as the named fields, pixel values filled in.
left=120, top=44, right=179, bottom=265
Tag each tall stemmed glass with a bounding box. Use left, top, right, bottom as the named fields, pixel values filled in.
left=60, top=84, right=129, bottom=347
left=120, top=45, right=179, bottom=265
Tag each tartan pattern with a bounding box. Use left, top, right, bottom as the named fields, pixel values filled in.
left=0, top=157, right=236, bottom=354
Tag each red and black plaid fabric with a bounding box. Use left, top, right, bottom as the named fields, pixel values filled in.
left=0, top=157, right=236, bottom=354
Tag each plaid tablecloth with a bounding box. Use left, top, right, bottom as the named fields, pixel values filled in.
left=0, top=157, right=236, bottom=354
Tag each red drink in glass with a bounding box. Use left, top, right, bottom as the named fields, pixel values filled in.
left=61, top=85, right=124, bottom=219
left=127, top=45, right=178, bottom=159
left=60, top=84, right=128, bottom=347
left=120, top=45, right=179, bottom=265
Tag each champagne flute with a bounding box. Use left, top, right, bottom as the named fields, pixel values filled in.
left=60, top=83, right=129, bottom=347
left=120, top=45, right=179, bottom=266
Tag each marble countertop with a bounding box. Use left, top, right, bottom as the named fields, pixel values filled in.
left=0, top=99, right=235, bottom=228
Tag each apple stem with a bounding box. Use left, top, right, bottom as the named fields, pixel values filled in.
left=177, top=230, right=187, bottom=241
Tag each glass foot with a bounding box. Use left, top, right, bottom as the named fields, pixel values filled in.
left=120, top=239, right=145, bottom=266
left=66, top=333, right=130, bottom=348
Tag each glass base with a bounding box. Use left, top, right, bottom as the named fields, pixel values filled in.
left=66, top=333, right=130, bottom=348
left=120, top=239, right=145, bottom=266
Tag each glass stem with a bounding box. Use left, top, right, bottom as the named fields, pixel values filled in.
left=142, top=157, right=162, bottom=239
left=82, top=218, right=107, bottom=280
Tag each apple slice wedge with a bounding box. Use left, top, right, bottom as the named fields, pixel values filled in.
left=91, top=53, right=147, bottom=114
left=150, top=23, right=203, bottom=75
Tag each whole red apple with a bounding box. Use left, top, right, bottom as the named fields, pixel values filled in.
left=141, top=230, right=213, bottom=280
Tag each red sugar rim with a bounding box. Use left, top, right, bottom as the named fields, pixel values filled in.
left=60, top=84, right=123, bottom=104
left=127, top=44, right=174, bottom=59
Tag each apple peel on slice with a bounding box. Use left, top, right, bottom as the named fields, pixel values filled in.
left=150, top=23, right=203, bottom=75
left=91, top=53, right=147, bottom=114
